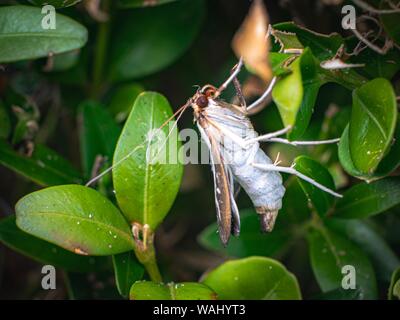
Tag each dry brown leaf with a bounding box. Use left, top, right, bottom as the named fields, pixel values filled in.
left=232, top=0, right=272, bottom=83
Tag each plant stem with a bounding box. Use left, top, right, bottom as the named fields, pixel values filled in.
left=91, top=0, right=112, bottom=98
left=132, top=223, right=163, bottom=282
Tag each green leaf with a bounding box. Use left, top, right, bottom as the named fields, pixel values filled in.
left=109, top=83, right=144, bottom=123
left=202, top=257, right=302, bottom=300
left=0, top=140, right=82, bottom=186
left=0, top=215, right=107, bottom=272
left=0, top=5, right=87, bottom=63
left=199, top=209, right=293, bottom=258
left=334, top=177, right=400, bottom=219
left=374, top=120, right=400, bottom=177
left=273, top=22, right=343, bottom=60
left=272, top=54, right=303, bottom=128
left=118, top=0, right=177, bottom=8
left=338, top=125, right=364, bottom=178
left=269, top=52, right=293, bottom=76
left=108, top=0, right=204, bottom=81
left=349, top=78, right=397, bottom=175
left=15, top=185, right=134, bottom=255
left=388, top=267, right=400, bottom=300
left=129, top=281, right=217, bottom=300
left=307, top=226, right=377, bottom=299
left=27, top=0, right=81, bottom=8
left=50, top=50, right=80, bottom=72
left=113, top=92, right=183, bottom=229
left=326, top=219, right=400, bottom=282
left=112, top=251, right=144, bottom=298
left=293, top=156, right=336, bottom=217
left=79, top=101, right=121, bottom=178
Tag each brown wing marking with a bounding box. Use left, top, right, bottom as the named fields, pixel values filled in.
left=200, top=121, right=232, bottom=246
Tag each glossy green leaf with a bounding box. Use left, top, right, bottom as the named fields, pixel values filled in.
left=272, top=54, right=303, bottom=128
left=326, top=219, right=400, bottom=282
left=79, top=101, right=121, bottom=178
left=273, top=22, right=343, bottom=60
left=388, top=267, right=400, bottom=300
left=334, top=177, right=400, bottom=219
left=349, top=78, right=397, bottom=175
left=374, top=120, right=400, bottom=177
left=0, top=215, right=107, bottom=272
left=199, top=209, right=293, bottom=258
left=0, top=140, right=82, bottom=186
left=112, top=251, right=144, bottom=298
left=50, top=50, right=80, bottom=72
left=108, top=0, right=204, bottom=81
left=293, top=156, right=336, bottom=217
left=27, top=0, right=81, bottom=8
left=269, top=52, right=293, bottom=77
left=15, top=185, right=134, bottom=255
left=0, top=5, right=87, bottom=63
left=129, top=281, right=217, bottom=300
left=109, top=83, right=144, bottom=123
left=113, top=92, right=183, bottom=229
left=307, top=226, right=377, bottom=299
left=202, top=257, right=301, bottom=300
left=118, top=0, right=177, bottom=8
left=338, top=125, right=364, bottom=178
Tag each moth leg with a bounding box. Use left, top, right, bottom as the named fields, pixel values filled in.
left=251, top=163, right=342, bottom=198
left=264, top=137, right=340, bottom=146
left=245, top=126, right=292, bottom=144
left=246, top=77, right=277, bottom=114
left=232, top=76, right=247, bottom=113
left=215, top=58, right=244, bottom=98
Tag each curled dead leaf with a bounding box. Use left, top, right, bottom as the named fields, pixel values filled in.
left=232, top=0, right=272, bottom=83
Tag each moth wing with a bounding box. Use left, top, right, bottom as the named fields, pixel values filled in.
left=198, top=123, right=234, bottom=245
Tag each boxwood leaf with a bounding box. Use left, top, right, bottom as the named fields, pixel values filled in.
left=272, top=53, right=303, bottom=128
left=273, top=22, right=343, bottom=60
left=388, top=267, right=400, bottom=300
left=293, top=155, right=336, bottom=217
left=112, top=251, right=145, bottom=298
left=108, top=0, right=204, bottom=81
left=79, top=101, right=121, bottom=178
left=15, top=185, right=134, bottom=255
left=109, top=83, right=144, bottom=123
left=202, top=257, right=301, bottom=300
left=0, top=5, right=87, bottom=63
left=307, top=226, right=377, bottom=299
left=129, top=281, right=217, bottom=300
left=0, top=215, right=107, bottom=272
left=113, top=92, right=183, bottom=229
left=0, top=140, right=82, bottom=186
left=326, top=219, right=400, bottom=282
left=349, top=78, right=397, bottom=175
left=334, top=177, right=400, bottom=219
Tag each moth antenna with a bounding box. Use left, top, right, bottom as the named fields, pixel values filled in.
left=85, top=100, right=192, bottom=187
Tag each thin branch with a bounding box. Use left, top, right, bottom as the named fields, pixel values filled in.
left=352, top=0, right=400, bottom=14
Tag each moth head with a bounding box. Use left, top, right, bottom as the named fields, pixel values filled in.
left=193, top=85, right=217, bottom=109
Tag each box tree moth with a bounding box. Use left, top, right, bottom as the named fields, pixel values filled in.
left=86, top=58, right=341, bottom=246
